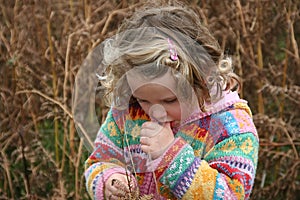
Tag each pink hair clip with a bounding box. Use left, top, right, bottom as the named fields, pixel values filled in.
left=167, top=38, right=178, bottom=61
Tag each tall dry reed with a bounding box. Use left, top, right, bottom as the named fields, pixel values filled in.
left=0, top=0, right=299, bottom=199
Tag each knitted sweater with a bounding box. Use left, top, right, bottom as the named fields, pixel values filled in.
left=85, top=92, right=259, bottom=199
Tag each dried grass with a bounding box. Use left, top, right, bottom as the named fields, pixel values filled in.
left=0, top=0, right=299, bottom=199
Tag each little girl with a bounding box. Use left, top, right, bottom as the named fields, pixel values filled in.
left=84, top=2, right=259, bottom=200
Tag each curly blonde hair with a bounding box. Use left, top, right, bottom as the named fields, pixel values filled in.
left=99, top=1, right=240, bottom=110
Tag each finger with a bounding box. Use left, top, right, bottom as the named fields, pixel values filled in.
left=140, top=127, right=148, bottom=137
left=112, top=179, right=131, bottom=194
left=163, top=122, right=171, bottom=129
left=141, top=124, right=162, bottom=137
left=107, top=186, right=126, bottom=199
left=140, top=137, right=149, bottom=145
left=105, top=185, right=117, bottom=195
left=149, top=104, right=167, bottom=123
left=107, top=194, right=122, bottom=200
left=106, top=181, right=125, bottom=197
left=141, top=144, right=150, bottom=154
left=141, top=144, right=164, bottom=159
left=105, top=192, right=114, bottom=200
left=140, top=126, right=160, bottom=137
left=142, top=121, right=159, bottom=130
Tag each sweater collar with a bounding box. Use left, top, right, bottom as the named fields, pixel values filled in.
left=179, top=91, right=246, bottom=127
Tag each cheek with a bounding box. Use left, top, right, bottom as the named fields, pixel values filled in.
left=138, top=102, right=150, bottom=115
left=166, top=104, right=181, bottom=121
left=170, top=109, right=181, bottom=121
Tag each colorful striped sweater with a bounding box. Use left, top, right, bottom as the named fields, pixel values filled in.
left=85, top=92, right=259, bottom=199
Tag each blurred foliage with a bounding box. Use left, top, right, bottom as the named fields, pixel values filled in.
left=0, top=0, right=299, bottom=199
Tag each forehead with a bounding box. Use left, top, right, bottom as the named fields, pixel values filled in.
left=126, top=68, right=177, bottom=94
left=132, top=83, right=176, bottom=99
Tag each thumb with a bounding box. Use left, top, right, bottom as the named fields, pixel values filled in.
left=149, top=104, right=167, bottom=123
left=163, top=121, right=171, bottom=130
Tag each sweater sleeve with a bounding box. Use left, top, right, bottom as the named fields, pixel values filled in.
left=154, top=105, right=259, bottom=200
left=84, top=109, right=133, bottom=199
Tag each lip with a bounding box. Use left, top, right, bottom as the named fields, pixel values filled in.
left=170, top=121, right=180, bottom=129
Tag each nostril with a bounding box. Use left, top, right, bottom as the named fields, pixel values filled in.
left=149, top=104, right=167, bottom=123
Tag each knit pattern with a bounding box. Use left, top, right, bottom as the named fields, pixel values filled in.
left=85, top=101, right=259, bottom=199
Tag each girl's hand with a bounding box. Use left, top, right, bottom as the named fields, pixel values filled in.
left=140, top=121, right=175, bottom=159
left=104, top=173, right=134, bottom=199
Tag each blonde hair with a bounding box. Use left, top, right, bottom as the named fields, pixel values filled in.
left=99, top=2, right=240, bottom=110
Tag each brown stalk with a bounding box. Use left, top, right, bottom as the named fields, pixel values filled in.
left=235, top=0, right=254, bottom=59
left=16, top=89, right=73, bottom=118
left=47, top=11, right=60, bottom=166
left=1, top=151, right=14, bottom=198
left=280, top=4, right=291, bottom=117
left=75, top=138, right=83, bottom=200
left=101, top=3, right=141, bottom=35
left=256, top=0, right=264, bottom=114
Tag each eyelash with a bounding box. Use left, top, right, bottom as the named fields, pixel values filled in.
left=136, top=98, right=177, bottom=104
left=137, top=99, right=148, bottom=103
left=164, top=98, right=177, bottom=104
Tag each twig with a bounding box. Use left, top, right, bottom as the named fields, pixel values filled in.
left=17, top=129, right=31, bottom=196
left=15, top=89, right=73, bottom=119
left=1, top=151, right=14, bottom=198
left=101, top=3, right=142, bottom=35
left=75, top=138, right=83, bottom=200
left=260, top=142, right=300, bottom=147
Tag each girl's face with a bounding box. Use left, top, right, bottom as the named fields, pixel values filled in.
left=127, top=69, right=182, bottom=124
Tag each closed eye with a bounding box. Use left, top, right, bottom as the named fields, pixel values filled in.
left=136, top=98, right=149, bottom=104
left=163, top=98, right=178, bottom=104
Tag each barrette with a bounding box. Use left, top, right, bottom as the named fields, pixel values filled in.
left=167, top=38, right=178, bottom=61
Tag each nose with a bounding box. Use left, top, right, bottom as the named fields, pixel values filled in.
left=148, top=104, right=167, bottom=124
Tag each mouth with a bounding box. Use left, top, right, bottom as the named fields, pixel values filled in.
left=170, top=121, right=180, bottom=129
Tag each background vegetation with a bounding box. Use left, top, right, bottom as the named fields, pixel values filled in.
left=0, top=0, right=299, bottom=199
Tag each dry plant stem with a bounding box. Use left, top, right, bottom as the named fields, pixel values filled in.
left=92, top=1, right=113, bottom=16
left=69, top=0, right=74, bottom=18
left=70, top=120, right=76, bottom=157
left=236, top=32, right=243, bottom=98
left=288, top=5, right=299, bottom=62
left=18, top=130, right=31, bottom=196
left=76, top=122, right=95, bottom=149
left=56, top=140, right=76, bottom=166
left=60, top=118, right=68, bottom=173
left=0, top=1, right=299, bottom=199
left=58, top=169, right=66, bottom=199
left=16, top=90, right=73, bottom=118
left=0, top=4, right=11, bottom=29
left=12, top=0, right=18, bottom=43
left=282, top=128, right=299, bottom=160
left=125, top=167, right=133, bottom=194
left=60, top=32, right=74, bottom=173
left=235, top=0, right=254, bottom=58
left=83, top=0, right=91, bottom=23
left=1, top=151, right=14, bottom=198
left=101, top=3, right=141, bottom=35
left=26, top=93, right=39, bottom=134
left=33, top=2, right=46, bottom=55
left=0, top=31, right=12, bottom=57
left=47, top=11, right=60, bottom=165
left=66, top=33, right=76, bottom=158
left=101, top=10, right=125, bottom=35
left=260, top=142, right=300, bottom=147
left=280, top=7, right=290, bottom=117
left=256, top=0, right=264, bottom=114
left=75, top=138, right=84, bottom=200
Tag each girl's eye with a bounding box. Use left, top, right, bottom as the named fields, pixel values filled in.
left=164, top=98, right=178, bottom=104
left=137, top=99, right=149, bottom=104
